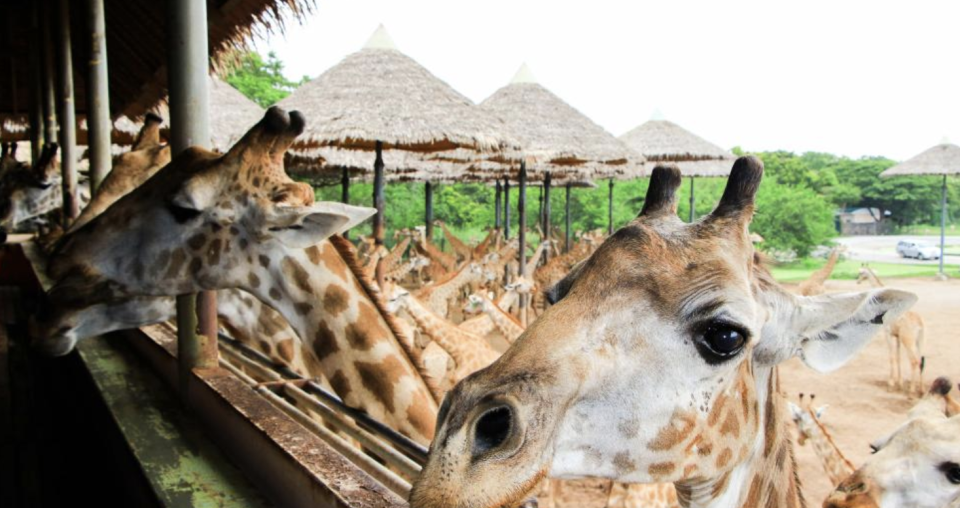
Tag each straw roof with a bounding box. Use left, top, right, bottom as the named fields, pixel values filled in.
left=620, top=118, right=734, bottom=177
left=881, top=143, right=960, bottom=177
left=286, top=146, right=477, bottom=183
left=0, top=0, right=311, bottom=121
left=275, top=25, right=515, bottom=153
left=478, top=64, right=644, bottom=179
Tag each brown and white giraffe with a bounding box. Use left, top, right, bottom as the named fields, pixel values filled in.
left=856, top=265, right=925, bottom=396
left=463, top=290, right=525, bottom=343
left=825, top=377, right=960, bottom=508
left=36, top=107, right=440, bottom=443
left=0, top=143, right=63, bottom=233
left=796, top=247, right=842, bottom=297
left=415, top=233, right=458, bottom=273
left=458, top=277, right=532, bottom=338
left=409, top=158, right=917, bottom=508
left=436, top=220, right=473, bottom=262
left=414, top=261, right=486, bottom=318
left=787, top=394, right=854, bottom=486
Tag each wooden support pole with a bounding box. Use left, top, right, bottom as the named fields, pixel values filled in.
left=29, top=7, right=43, bottom=164
left=543, top=171, right=551, bottom=263
left=85, top=0, right=111, bottom=195
left=939, top=174, right=947, bottom=278
left=504, top=178, right=511, bottom=240
left=340, top=167, right=350, bottom=239
left=167, top=0, right=217, bottom=401
left=689, top=177, right=696, bottom=222
left=424, top=181, right=434, bottom=242
left=565, top=182, right=572, bottom=253
left=373, top=141, right=385, bottom=246
left=607, top=178, right=614, bottom=235
left=55, top=0, right=79, bottom=224
left=518, top=162, right=528, bottom=326
left=40, top=0, right=57, bottom=147
left=494, top=178, right=502, bottom=230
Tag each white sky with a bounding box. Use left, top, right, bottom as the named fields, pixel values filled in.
left=255, top=0, right=960, bottom=161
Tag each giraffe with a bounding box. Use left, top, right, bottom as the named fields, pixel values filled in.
left=796, top=247, right=842, bottom=297
left=387, top=255, right=431, bottom=285
left=0, top=143, right=63, bottom=233
left=34, top=107, right=440, bottom=443
left=463, top=291, right=525, bottom=343
left=386, top=284, right=500, bottom=390
left=856, top=265, right=925, bottom=396
left=458, top=277, right=532, bottom=338
left=68, top=113, right=171, bottom=234
left=380, top=235, right=412, bottom=275
left=415, top=234, right=458, bottom=273
left=0, top=142, right=23, bottom=181
left=436, top=220, right=473, bottom=261
left=473, top=228, right=500, bottom=260
left=824, top=377, right=960, bottom=508
left=787, top=394, right=854, bottom=486
left=606, top=482, right=680, bottom=508
left=413, top=261, right=485, bottom=318
left=409, top=158, right=918, bottom=508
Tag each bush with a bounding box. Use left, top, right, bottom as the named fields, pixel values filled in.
left=752, top=178, right=836, bottom=258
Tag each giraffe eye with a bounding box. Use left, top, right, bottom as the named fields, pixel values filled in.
left=939, top=462, right=960, bottom=485
left=695, top=321, right=748, bottom=364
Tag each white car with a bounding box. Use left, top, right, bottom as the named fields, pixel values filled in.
left=896, top=240, right=940, bottom=260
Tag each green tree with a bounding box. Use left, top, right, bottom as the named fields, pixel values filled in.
left=752, top=178, right=836, bottom=257
left=225, top=51, right=308, bottom=107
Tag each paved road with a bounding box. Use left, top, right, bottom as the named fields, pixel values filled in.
left=834, top=235, right=960, bottom=266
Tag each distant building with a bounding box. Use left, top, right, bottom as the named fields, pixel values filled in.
left=837, top=207, right=889, bottom=235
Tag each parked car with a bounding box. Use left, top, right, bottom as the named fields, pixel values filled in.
left=896, top=240, right=941, bottom=260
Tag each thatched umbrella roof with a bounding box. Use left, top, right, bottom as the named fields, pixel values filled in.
left=276, top=25, right=515, bottom=154
left=880, top=142, right=960, bottom=177
left=619, top=116, right=734, bottom=177
left=477, top=64, right=644, bottom=179
left=0, top=0, right=311, bottom=122
left=286, top=147, right=480, bottom=183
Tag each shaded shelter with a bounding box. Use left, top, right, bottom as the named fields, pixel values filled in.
left=620, top=115, right=734, bottom=221
left=276, top=25, right=514, bottom=248
left=880, top=142, right=960, bottom=279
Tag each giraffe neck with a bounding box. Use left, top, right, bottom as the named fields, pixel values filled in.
left=246, top=239, right=438, bottom=443
left=524, top=241, right=547, bottom=276
left=805, top=410, right=854, bottom=485
left=675, top=368, right=805, bottom=508
left=480, top=293, right=524, bottom=342
left=418, top=262, right=479, bottom=308
left=387, top=257, right=419, bottom=281
left=439, top=222, right=472, bottom=259
left=473, top=229, right=497, bottom=258
left=808, top=249, right=840, bottom=285
left=401, top=293, right=498, bottom=380
left=867, top=269, right=884, bottom=288
left=381, top=236, right=411, bottom=274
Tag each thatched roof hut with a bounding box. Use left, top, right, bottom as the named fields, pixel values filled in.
left=880, top=143, right=960, bottom=177
left=478, top=64, right=644, bottom=179
left=0, top=0, right=310, bottom=124
left=276, top=25, right=515, bottom=154
left=619, top=117, right=734, bottom=177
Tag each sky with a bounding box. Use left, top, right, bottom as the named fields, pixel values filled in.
left=254, top=0, right=960, bottom=161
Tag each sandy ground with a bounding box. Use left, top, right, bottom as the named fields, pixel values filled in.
left=779, top=276, right=960, bottom=504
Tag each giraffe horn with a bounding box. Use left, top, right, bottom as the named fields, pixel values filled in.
left=709, top=155, right=764, bottom=219
left=225, top=106, right=304, bottom=163
left=639, top=164, right=682, bottom=218
left=132, top=112, right=164, bottom=151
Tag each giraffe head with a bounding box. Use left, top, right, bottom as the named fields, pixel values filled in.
left=462, top=291, right=494, bottom=315
left=856, top=264, right=873, bottom=285
left=37, top=107, right=374, bottom=356
left=409, top=157, right=917, bottom=508
left=0, top=143, right=61, bottom=231
left=825, top=377, right=960, bottom=508
left=787, top=393, right=828, bottom=446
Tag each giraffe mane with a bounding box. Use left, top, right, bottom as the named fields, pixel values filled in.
left=328, top=235, right=444, bottom=403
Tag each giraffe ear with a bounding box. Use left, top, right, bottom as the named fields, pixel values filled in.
left=815, top=406, right=829, bottom=419
left=768, top=289, right=918, bottom=373
left=787, top=402, right=803, bottom=421
left=265, top=202, right=375, bottom=249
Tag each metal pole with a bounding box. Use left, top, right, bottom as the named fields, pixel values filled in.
left=504, top=178, right=511, bottom=240
left=341, top=167, right=350, bottom=238
left=543, top=172, right=551, bottom=263
left=518, top=161, right=527, bottom=326
left=494, top=178, right=502, bottom=230
left=940, top=174, right=947, bottom=278
left=425, top=181, right=434, bottom=241
left=86, top=0, right=111, bottom=195
left=29, top=7, right=43, bottom=164
left=40, top=0, right=58, bottom=147
left=565, top=182, right=572, bottom=253
left=55, top=0, right=79, bottom=224
left=607, top=178, right=614, bottom=235
left=689, top=177, right=696, bottom=222
left=373, top=140, right=386, bottom=246
left=167, top=0, right=217, bottom=399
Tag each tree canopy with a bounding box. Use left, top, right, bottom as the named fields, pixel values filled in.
left=225, top=51, right=308, bottom=107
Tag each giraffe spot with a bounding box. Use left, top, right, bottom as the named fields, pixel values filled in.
left=720, top=410, right=740, bottom=438
left=716, top=448, right=733, bottom=468
left=247, top=272, right=261, bottom=289
left=282, top=257, right=314, bottom=295
left=294, top=302, right=313, bottom=315
left=229, top=226, right=240, bottom=236
left=188, top=232, right=206, bottom=250
left=189, top=257, right=203, bottom=276
left=323, top=284, right=350, bottom=316
left=763, top=379, right=777, bottom=457
left=259, top=255, right=270, bottom=268
left=683, top=464, right=698, bottom=480
left=744, top=475, right=763, bottom=507
left=764, top=482, right=779, bottom=505
left=155, top=249, right=171, bottom=274
left=269, top=287, right=282, bottom=301
left=648, top=409, right=696, bottom=451
left=617, top=417, right=639, bottom=438
left=312, top=320, right=340, bottom=362
left=276, top=339, right=294, bottom=363
left=775, top=441, right=788, bottom=470
left=240, top=238, right=249, bottom=249
left=406, top=390, right=437, bottom=440
left=612, top=452, right=636, bottom=475
left=647, top=462, right=675, bottom=478
left=164, top=249, right=187, bottom=279
left=252, top=177, right=260, bottom=187
left=356, top=356, right=406, bottom=414
left=344, top=302, right=385, bottom=351
left=206, top=238, right=222, bottom=266
left=258, top=340, right=271, bottom=353
left=306, top=245, right=323, bottom=265
left=257, top=309, right=287, bottom=337
left=708, top=392, right=728, bottom=427
left=210, top=222, right=222, bottom=232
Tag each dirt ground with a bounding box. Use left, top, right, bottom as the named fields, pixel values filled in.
left=779, top=276, right=960, bottom=504
left=527, top=276, right=960, bottom=507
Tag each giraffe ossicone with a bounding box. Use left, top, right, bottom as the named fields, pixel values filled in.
left=409, top=157, right=918, bottom=508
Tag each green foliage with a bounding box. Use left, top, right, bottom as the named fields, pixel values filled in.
left=225, top=52, right=309, bottom=107
left=771, top=258, right=957, bottom=283
left=752, top=178, right=836, bottom=257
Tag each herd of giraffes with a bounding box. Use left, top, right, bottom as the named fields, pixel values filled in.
left=0, top=106, right=957, bottom=508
